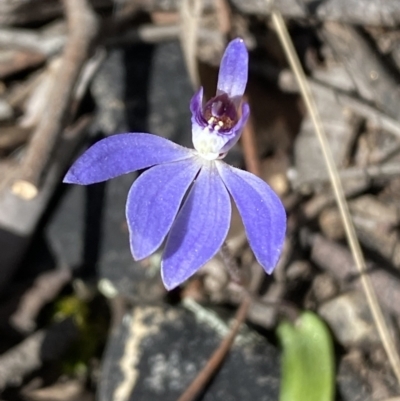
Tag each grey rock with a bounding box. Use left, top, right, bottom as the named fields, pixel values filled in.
left=318, top=291, right=379, bottom=348
left=147, top=41, right=193, bottom=146
left=338, top=351, right=397, bottom=401
left=337, top=352, right=373, bottom=401
left=99, top=305, right=280, bottom=401
left=285, top=260, right=312, bottom=281
left=312, top=273, right=339, bottom=304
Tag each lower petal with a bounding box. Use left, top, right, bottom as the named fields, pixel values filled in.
left=126, top=158, right=201, bottom=260
left=216, top=161, right=286, bottom=274
left=161, top=162, right=231, bottom=290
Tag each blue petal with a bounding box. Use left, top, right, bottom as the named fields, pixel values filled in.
left=190, top=87, right=204, bottom=126
left=233, top=102, right=250, bottom=136
left=64, top=133, right=193, bottom=185
left=217, top=38, right=248, bottom=101
left=161, top=162, right=231, bottom=290
left=219, top=102, right=250, bottom=154
left=126, top=158, right=201, bottom=260
left=216, top=162, right=286, bottom=274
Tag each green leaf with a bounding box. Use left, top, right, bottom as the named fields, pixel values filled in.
left=277, top=311, right=335, bottom=401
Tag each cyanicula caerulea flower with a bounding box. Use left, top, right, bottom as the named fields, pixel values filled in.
left=64, top=38, right=286, bottom=290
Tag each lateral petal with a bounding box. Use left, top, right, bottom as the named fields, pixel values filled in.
left=189, top=87, right=204, bottom=126
left=219, top=102, right=250, bottom=154
left=126, top=158, right=201, bottom=260
left=217, top=162, right=286, bottom=274
left=161, top=162, right=231, bottom=290
left=64, top=133, right=193, bottom=185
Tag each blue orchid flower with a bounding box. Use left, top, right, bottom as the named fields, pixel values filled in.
left=64, top=38, right=286, bottom=290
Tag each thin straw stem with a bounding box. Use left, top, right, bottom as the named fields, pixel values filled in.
left=271, top=9, right=400, bottom=385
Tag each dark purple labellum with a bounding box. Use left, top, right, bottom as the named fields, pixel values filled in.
left=202, top=93, right=238, bottom=133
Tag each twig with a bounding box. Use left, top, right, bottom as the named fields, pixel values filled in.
left=322, top=22, right=400, bottom=120
left=0, top=126, right=30, bottom=152
left=0, top=0, right=108, bottom=25
left=10, top=268, right=72, bottom=333
left=215, top=0, right=231, bottom=36
left=179, top=0, right=203, bottom=89
left=0, top=116, right=92, bottom=293
left=70, top=47, right=106, bottom=119
left=2, top=0, right=400, bottom=27
left=240, top=95, right=261, bottom=177
left=106, top=24, right=181, bottom=46
left=11, top=0, right=99, bottom=200
left=230, top=0, right=400, bottom=27
left=0, top=48, right=45, bottom=79
left=333, top=91, right=400, bottom=139
left=271, top=9, right=400, bottom=385
left=0, top=22, right=65, bottom=56
left=279, top=71, right=400, bottom=140
left=177, top=295, right=251, bottom=401
left=291, top=161, right=400, bottom=188
left=0, top=114, right=92, bottom=285
left=0, top=28, right=45, bottom=52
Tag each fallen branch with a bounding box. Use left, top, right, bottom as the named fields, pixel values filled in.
left=10, top=268, right=72, bottom=334
left=0, top=115, right=92, bottom=292
left=322, top=22, right=400, bottom=120
left=290, top=161, right=400, bottom=189
left=232, top=0, right=400, bottom=27
left=3, top=0, right=400, bottom=27
left=11, top=0, right=99, bottom=200
left=280, top=74, right=400, bottom=140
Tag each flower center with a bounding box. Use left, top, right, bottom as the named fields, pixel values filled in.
left=203, top=93, right=238, bottom=133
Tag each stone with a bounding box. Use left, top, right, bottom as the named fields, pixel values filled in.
left=318, top=291, right=379, bottom=348
left=338, top=351, right=397, bottom=401
left=98, top=304, right=280, bottom=401
left=311, top=273, right=339, bottom=304
left=337, top=352, right=373, bottom=401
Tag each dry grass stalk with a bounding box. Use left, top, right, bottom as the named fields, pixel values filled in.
left=271, top=9, right=400, bottom=385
